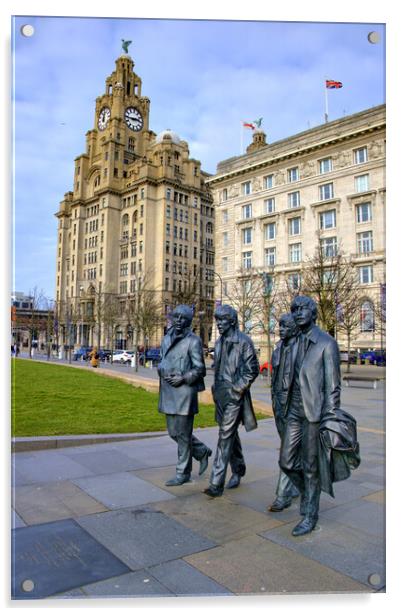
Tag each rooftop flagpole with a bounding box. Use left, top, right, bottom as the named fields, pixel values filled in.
left=240, top=121, right=244, bottom=154
left=324, top=77, right=329, bottom=123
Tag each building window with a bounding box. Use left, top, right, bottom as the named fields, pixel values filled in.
left=222, top=257, right=228, bottom=272
left=242, top=227, right=253, bottom=244
left=264, top=198, right=275, bottom=214
left=354, top=147, right=368, bottom=164
left=355, top=174, right=369, bottom=193
left=288, top=217, right=301, bottom=236
left=319, top=183, right=334, bottom=201
left=359, top=265, right=374, bottom=284
left=120, top=263, right=128, bottom=276
left=166, top=223, right=171, bottom=236
left=360, top=300, right=375, bottom=331
left=357, top=231, right=373, bottom=254
left=320, top=209, right=336, bottom=229
left=264, top=174, right=274, bottom=189
left=166, top=188, right=172, bottom=201
left=321, top=236, right=338, bottom=257
left=265, top=247, right=276, bottom=266
left=288, top=191, right=300, bottom=208
left=242, top=251, right=252, bottom=269
left=289, top=243, right=302, bottom=263
left=288, top=167, right=299, bottom=182
left=222, top=188, right=228, bottom=201
left=223, top=231, right=229, bottom=246
left=288, top=273, right=301, bottom=290
left=242, top=204, right=252, bottom=219
left=222, top=210, right=229, bottom=224
left=265, top=222, right=276, bottom=240
left=356, top=202, right=372, bottom=223
left=242, top=181, right=252, bottom=195
left=319, top=158, right=332, bottom=174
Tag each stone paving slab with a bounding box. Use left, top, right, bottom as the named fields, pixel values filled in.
left=320, top=499, right=385, bottom=538
left=12, top=509, right=26, bottom=529
left=63, top=448, right=150, bottom=474
left=260, top=516, right=385, bottom=590
left=152, top=492, right=284, bottom=544
left=12, top=518, right=130, bottom=599
left=148, top=559, right=233, bottom=596
left=363, top=489, right=385, bottom=504
left=72, top=471, right=175, bottom=509
left=184, top=534, right=369, bottom=594
left=76, top=508, right=217, bottom=571
left=12, top=451, right=95, bottom=485
left=13, top=481, right=108, bottom=525
left=79, top=570, right=174, bottom=597
left=132, top=466, right=211, bottom=496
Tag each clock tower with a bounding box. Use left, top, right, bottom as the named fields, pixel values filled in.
left=55, top=52, right=214, bottom=353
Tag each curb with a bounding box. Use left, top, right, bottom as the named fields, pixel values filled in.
left=12, top=430, right=169, bottom=453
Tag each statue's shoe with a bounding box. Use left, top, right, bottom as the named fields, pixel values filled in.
left=292, top=517, right=317, bottom=537
left=204, top=485, right=223, bottom=497
left=165, top=475, right=191, bottom=486
left=268, top=496, right=292, bottom=512
left=199, top=448, right=212, bottom=476
left=226, top=473, right=241, bottom=489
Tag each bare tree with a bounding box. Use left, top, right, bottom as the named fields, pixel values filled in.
left=301, top=238, right=362, bottom=339
left=225, top=268, right=265, bottom=334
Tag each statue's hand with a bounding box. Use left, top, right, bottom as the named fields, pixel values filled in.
left=165, top=375, right=184, bottom=387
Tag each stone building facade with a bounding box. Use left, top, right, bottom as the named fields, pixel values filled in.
left=206, top=105, right=386, bottom=357
left=55, top=54, right=214, bottom=350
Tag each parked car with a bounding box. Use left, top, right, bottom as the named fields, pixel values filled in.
left=359, top=350, right=386, bottom=366
left=340, top=351, right=358, bottom=364
left=139, top=347, right=161, bottom=365
left=99, top=349, right=112, bottom=361
left=112, top=350, right=134, bottom=364
left=73, top=346, right=92, bottom=361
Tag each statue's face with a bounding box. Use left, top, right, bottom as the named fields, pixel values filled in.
left=172, top=311, right=191, bottom=333
left=215, top=314, right=234, bottom=337
left=291, top=300, right=314, bottom=328
left=279, top=318, right=295, bottom=341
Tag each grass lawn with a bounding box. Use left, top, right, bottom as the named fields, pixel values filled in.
left=11, top=359, right=221, bottom=437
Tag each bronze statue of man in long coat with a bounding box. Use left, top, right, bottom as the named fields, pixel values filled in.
left=204, top=304, right=259, bottom=497
left=158, top=305, right=211, bottom=486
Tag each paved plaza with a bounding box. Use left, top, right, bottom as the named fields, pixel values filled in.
left=11, top=365, right=385, bottom=599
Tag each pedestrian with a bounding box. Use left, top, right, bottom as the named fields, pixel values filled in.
left=89, top=347, right=100, bottom=368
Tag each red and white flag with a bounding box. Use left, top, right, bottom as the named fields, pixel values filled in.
left=326, top=79, right=343, bottom=89
left=243, top=121, right=256, bottom=130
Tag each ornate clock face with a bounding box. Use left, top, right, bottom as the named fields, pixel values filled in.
left=125, top=107, right=143, bottom=131
left=98, top=107, right=111, bottom=131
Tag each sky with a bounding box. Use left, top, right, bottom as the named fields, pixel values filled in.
left=11, top=15, right=385, bottom=302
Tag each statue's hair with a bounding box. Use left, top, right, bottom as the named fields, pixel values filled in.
left=279, top=312, right=299, bottom=335
left=290, top=295, right=318, bottom=321
left=172, top=304, right=194, bottom=322
left=214, top=304, right=239, bottom=328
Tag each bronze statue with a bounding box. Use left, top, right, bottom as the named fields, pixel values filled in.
left=158, top=305, right=212, bottom=486
left=204, top=305, right=259, bottom=497
left=121, top=39, right=132, bottom=54
left=268, top=313, right=300, bottom=512
left=279, top=295, right=342, bottom=536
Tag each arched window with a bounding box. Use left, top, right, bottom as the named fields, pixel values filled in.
left=94, top=175, right=100, bottom=188
left=360, top=300, right=375, bottom=332
left=206, top=222, right=213, bottom=234
left=122, top=214, right=129, bottom=227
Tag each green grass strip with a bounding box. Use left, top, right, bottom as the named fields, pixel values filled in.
left=11, top=359, right=221, bottom=437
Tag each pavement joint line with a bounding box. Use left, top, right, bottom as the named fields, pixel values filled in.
left=357, top=427, right=385, bottom=435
